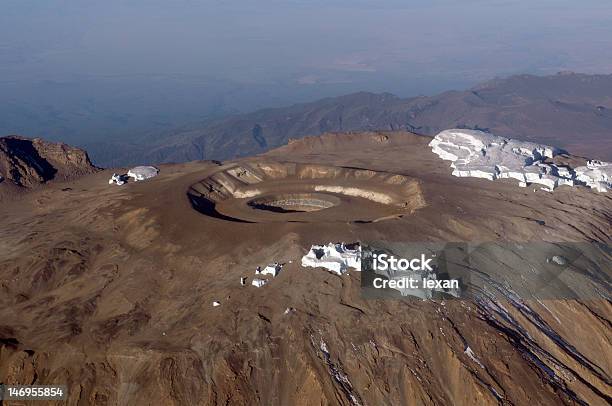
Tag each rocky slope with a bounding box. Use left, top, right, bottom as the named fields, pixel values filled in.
left=0, top=136, right=98, bottom=195
left=88, top=72, right=612, bottom=166
left=0, top=132, right=610, bottom=405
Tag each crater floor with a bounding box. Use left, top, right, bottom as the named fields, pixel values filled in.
left=187, top=161, right=426, bottom=223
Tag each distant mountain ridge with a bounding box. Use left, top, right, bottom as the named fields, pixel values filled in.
left=86, top=72, right=612, bottom=166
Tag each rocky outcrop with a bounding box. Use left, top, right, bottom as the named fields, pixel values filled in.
left=0, top=136, right=99, bottom=188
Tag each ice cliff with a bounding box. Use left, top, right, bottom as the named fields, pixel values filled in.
left=127, top=166, right=159, bottom=181
left=429, top=129, right=611, bottom=192
left=301, top=243, right=361, bottom=275
left=109, top=166, right=159, bottom=185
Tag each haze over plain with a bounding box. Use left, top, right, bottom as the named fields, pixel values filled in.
left=2, top=0, right=612, bottom=149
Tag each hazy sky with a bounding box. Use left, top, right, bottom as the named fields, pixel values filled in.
left=2, top=0, right=612, bottom=143
left=4, top=0, right=612, bottom=84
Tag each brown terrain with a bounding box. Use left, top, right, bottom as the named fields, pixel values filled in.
left=0, top=132, right=611, bottom=405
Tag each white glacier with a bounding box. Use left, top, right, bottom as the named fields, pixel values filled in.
left=301, top=243, right=361, bottom=275
left=108, top=166, right=159, bottom=185
left=429, top=129, right=611, bottom=192
left=261, top=263, right=283, bottom=277
left=127, top=166, right=159, bottom=181
left=251, top=278, right=268, bottom=288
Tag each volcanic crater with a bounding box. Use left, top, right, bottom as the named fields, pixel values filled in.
left=1, top=132, right=611, bottom=405
left=187, top=161, right=426, bottom=223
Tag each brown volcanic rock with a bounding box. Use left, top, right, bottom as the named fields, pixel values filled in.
left=0, top=136, right=99, bottom=191
left=0, top=131, right=610, bottom=405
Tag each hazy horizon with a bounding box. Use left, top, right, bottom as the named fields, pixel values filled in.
left=3, top=0, right=612, bottom=145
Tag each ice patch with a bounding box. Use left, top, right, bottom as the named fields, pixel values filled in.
left=251, top=278, right=268, bottom=288
left=109, top=166, right=159, bottom=185
left=574, top=160, right=611, bottom=192
left=311, top=335, right=362, bottom=406
left=549, top=255, right=568, bottom=266
left=430, top=129, right=611, bottom=192
left=301, top=243, right=361, bottom=275
left=108, top=173, right=127, bottom=185
left=261, top=263, right=283, bottom=277
left=464, top=346, right=485, bottom=369
left=127, top=166, right=159, bottom=181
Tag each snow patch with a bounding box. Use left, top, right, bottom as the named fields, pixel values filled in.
left=127, top=166, right=159, bottom=181
left=430, top=129, right=611, bottom=192
left=108, top=173, right=127, bottom=185
left=464, top=346, right=485, bottom=369
left=261, top=263, right=283, bottom=277
left=549, top=255, right=568, bottom=266
left=311, top=335, right=362, bottom=406
left=301, top=243, right=361, bottom=275
left=251, top=278, right=268, bottom=288
left=109, top=166, right=159, bottom=185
